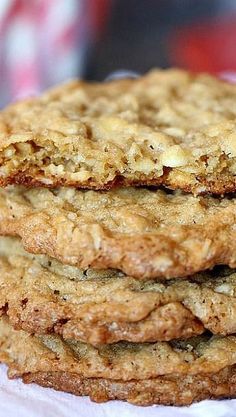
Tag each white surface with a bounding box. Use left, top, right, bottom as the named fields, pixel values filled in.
left=0, top=365, right=235, bottom=417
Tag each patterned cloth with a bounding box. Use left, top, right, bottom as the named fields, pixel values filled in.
left=0, top=0, right=108, bottom=106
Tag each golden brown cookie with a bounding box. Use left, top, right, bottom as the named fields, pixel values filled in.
left=2, top=237, right=236, bottom=344
left=1, top=316, right=236, bottom=406
left=1, top=70, right=236, bottom=194
left=24, top=368, right=236, bottom=406
left=1, top=186, right=236, bottom=278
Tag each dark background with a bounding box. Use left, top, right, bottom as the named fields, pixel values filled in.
left=87, top=0, right=236, bottom=80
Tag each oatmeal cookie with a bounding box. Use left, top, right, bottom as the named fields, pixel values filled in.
left=0, top=70, right=236, bottom=194
left=1, top=237, right=236, bottom=344
left=1, top=186, right=236, bottom=278
left=1, top=316, right=236, bottom=405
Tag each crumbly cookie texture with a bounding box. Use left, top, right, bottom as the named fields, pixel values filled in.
left=2, top=237, right=236, bottom=344
left=1, top=186, right=236, bottom=278
left=1, top=69, right=236, bottom=194
left=1, top=316, right=236, bottom=405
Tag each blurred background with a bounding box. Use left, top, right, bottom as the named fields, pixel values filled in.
left=1, top=0, right=236, bottom=106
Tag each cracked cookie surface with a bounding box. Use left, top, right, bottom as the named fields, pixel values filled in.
left=1, top=186, right=236, bottom=278
left=1, top=69, right=236, bottom=194
left=1, top=237, right=236, bottom=344
left=1, top=316, right=236, bottom=405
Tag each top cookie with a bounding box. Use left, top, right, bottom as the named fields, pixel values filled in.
left=1, top=69, right=236, bottom=194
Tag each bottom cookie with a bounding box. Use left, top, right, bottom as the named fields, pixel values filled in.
left=1, top=315, right=236, bottom=406
left=24, top=367, right=236, bottom=406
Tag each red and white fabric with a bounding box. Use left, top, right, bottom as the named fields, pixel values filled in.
left=0, top=0, right=109, bottom=106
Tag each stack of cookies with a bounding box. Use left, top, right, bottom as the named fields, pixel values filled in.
left=0, top=69, right=236, bottom=406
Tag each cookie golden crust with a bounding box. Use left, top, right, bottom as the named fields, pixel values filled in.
left=1, top=317, right=236, bottom=405
left=1, top=186, right=236, bottom=278
left=2, top=237, right=236, bottom=344
left=0, top=238, right=203, bottom=344
left=1, top=69, right=236, bottom=194
left=23, top=368, right=236, bottom=406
